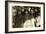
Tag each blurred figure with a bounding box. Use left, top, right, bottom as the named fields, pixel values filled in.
left=23, top=16, right=40, bottom=28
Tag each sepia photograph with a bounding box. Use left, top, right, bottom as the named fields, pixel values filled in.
left=12, top=6, right=41, bottom=28
left=5, top=1, right=45, bottom=33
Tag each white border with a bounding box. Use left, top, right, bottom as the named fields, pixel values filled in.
left=8, top=2, right=44, bottom=32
